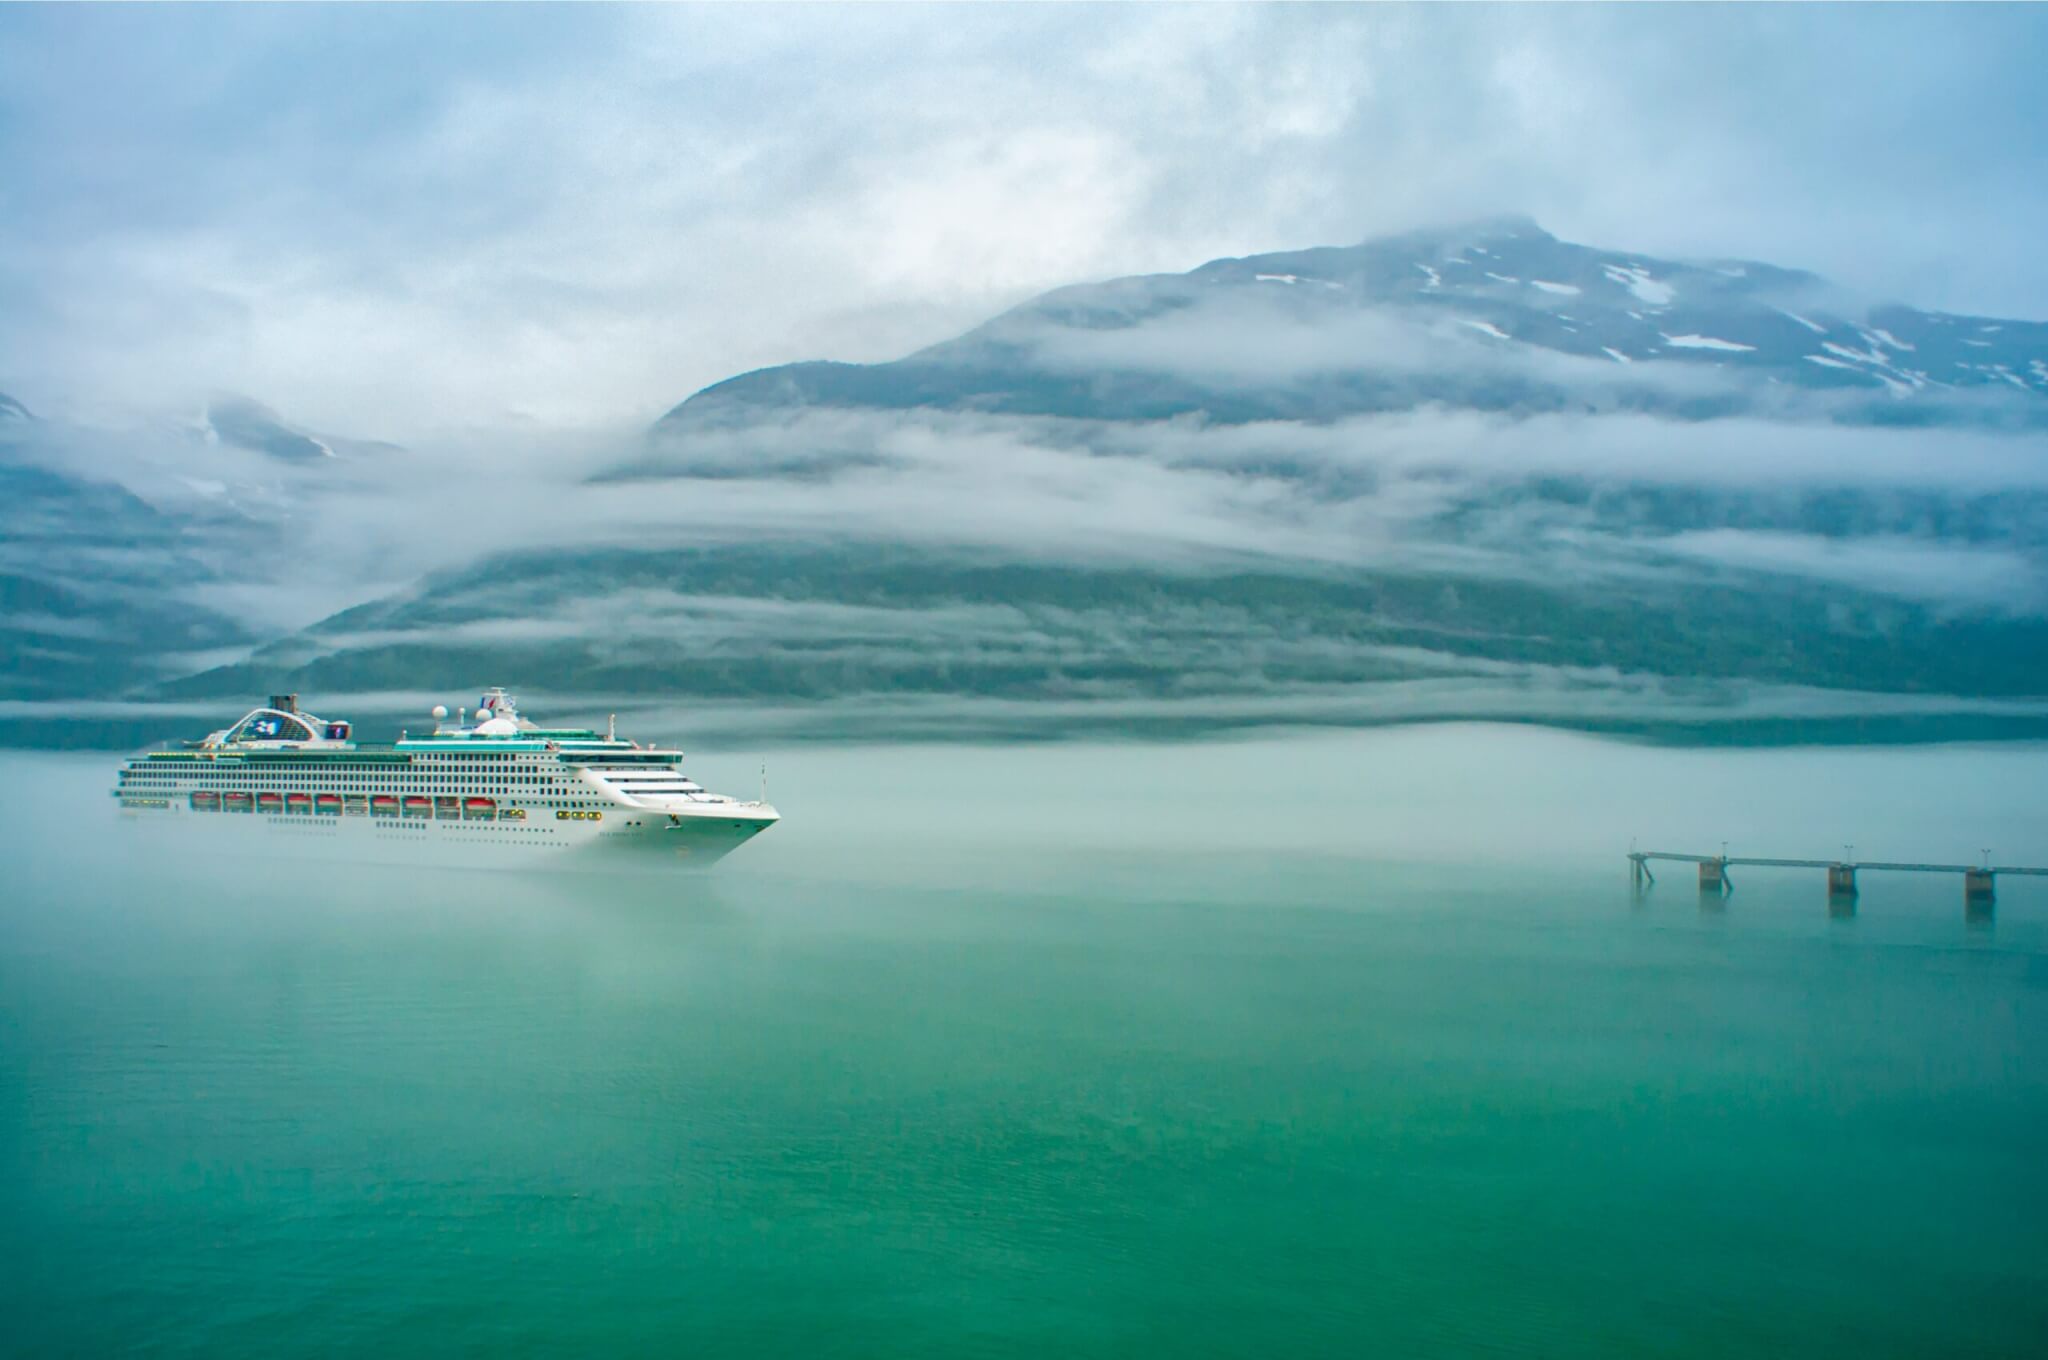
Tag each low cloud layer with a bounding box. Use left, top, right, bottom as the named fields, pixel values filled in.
left=14, top=393, right=2044, bottom=633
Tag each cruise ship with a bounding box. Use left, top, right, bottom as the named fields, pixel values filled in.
left=111, top=689, right=779, bottom=867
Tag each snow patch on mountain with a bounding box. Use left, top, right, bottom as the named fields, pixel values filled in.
left=1822, top=341, right=1888, bottom=366
left=1602, top=264, right=1675, bottom=307
left=1662, top=334, right=1756, bottom=353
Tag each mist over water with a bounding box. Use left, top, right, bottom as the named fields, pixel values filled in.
left=4, top=728, right=2046, bottom=1356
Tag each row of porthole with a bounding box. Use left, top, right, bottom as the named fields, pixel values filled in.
left=149, top=782, right=579, bottom=798
left=556, top=810, right=604, bottom=822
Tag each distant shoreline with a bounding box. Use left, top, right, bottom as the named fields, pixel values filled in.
left=11, top=711, right=2048, bottom=755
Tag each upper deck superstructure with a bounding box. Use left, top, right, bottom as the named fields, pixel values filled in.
left=113, top=688, right=779, bottom=866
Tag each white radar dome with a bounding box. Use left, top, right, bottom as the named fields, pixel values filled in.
left=431, top=705, right=448, bottom=720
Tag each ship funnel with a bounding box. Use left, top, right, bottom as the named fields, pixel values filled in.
left=269, top=693, right=299, bottom=713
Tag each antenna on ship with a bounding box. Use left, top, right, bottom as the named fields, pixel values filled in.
left=608, top=713, right=616, bottom=741
left=761, top=764, right=767, bottom=805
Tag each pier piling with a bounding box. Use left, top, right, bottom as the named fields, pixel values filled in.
left=1698, top=859, right=1727, bottom=894
left=1965, top=869, right=1996, bottom=903
left=1827, top=864, right=1858, bottom=898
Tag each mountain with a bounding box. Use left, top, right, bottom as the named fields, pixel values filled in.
left=198, top=393, right=404, bottom=463
left=0, top=391, right=30, bottom=422
left=0, top=402, right=279, bottom=730
left=0, top=456, right=252, bottom=721
left=156, top=220, right=2048, bottom=748
left=0, top=570, right=246, bottom=704
left=17, top=218, right=2048, bottom=749
left=206, top=395, right=335, bottom=462
left=621, top=217, right=2045, bottom=480
left=160, top=537, right=2048, bottom=747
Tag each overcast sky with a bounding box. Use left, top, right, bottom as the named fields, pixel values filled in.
left=2, top=3, right=2044, bottom=435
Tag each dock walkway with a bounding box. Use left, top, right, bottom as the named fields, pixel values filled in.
left=1629, top=850, right=2046, bottom=902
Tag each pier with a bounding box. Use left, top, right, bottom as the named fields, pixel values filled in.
left=1629, top=849, right=2046, bottom=907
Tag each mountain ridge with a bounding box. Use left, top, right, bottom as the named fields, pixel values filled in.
left=628, top=217, right=2048, bottom=481
left=8, top=217, right=2048, bottom=750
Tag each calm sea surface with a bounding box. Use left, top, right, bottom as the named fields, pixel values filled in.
left=3, top=729, right=2045, bottom=1357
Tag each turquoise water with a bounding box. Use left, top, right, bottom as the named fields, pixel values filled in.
left=4, top=734, right=2046, bottom=1356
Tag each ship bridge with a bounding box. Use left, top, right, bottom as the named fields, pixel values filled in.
left=564, top=754, right=743, bottom=810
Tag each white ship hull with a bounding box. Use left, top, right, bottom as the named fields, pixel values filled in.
left=117, top=800, right=773, bottom=870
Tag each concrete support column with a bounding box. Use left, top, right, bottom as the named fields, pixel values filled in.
left=1698, top=859, right=1726, bottom=893
left=1964, top=869, right=1996, bottom=903
left=1827, top=864, right=1858, bottom=897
